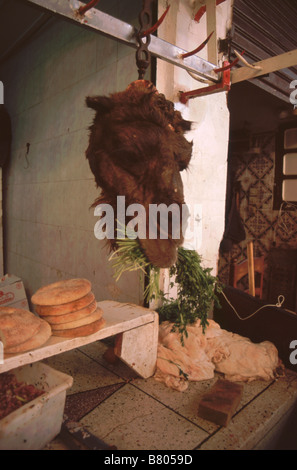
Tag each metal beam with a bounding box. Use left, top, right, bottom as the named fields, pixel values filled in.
left=24, top=0, right=219, bottom=83
left=231, top=48, right=297, bottom=84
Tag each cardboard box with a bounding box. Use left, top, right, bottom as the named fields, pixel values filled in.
left=0, top=274, right=29, bottom=310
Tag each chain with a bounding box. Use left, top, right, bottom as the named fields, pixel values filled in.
left=135, top=0, right=154, bottom=80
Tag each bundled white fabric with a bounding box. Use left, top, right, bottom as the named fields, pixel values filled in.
left=154, top=320, right=283, bottom=391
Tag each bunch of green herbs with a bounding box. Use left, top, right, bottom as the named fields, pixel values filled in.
left=109, top=224, right=161, bottom=302
left=157, top=247, right=222, bottom=345
left=110, top=227, right=221, bottom=345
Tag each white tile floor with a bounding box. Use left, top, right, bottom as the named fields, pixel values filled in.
left=43, top=339, right=297, bottom=451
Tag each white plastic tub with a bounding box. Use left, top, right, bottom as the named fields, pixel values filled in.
left=0, top=362, right=73, bottom=450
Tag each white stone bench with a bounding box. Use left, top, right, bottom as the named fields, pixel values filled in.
left=0, top=301, right=159, bottom=379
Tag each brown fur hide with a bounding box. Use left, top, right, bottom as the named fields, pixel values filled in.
left=85, top=82, right=193, bottom=268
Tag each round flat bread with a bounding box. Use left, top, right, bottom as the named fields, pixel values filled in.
left=5, top=320, right=52, bottom=354
left=52, top=317, right=105, bottom=338
left=0, top=307, right=42, bottom=348
left=49, top=307, right=103, bottom=330
left=41, top=300, right=99, bottom=325
left=34, top=291, right=95, bottom=317
left=31, top=279, right=92, bottom=306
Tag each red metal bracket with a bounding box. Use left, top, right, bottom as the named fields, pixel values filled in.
left=179, top=61, right=231, bottom=104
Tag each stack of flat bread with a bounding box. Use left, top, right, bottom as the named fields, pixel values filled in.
left=31, top=278, right=105, bottom=338
left=0, top=307, right=52, bottom=354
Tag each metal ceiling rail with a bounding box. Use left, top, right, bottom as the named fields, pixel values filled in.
left=24, top=0, right=220, bottom=83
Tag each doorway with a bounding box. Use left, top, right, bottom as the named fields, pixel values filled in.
left=218, top=80, right=297, bottom=311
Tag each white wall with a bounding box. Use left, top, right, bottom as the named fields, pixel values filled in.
left=157, top=0, right=232, bottom=274
left=1, top=1, right=145, bottom=306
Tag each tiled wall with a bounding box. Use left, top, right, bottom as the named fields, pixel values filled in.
left=218, top=131, right=297, bottom=299
left=1, top=1, right=145, bottom=306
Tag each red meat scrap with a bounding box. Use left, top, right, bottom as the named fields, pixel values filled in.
left=0, top=372, right=44, bottom=420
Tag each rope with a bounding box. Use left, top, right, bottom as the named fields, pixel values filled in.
left=220, top=291, right=285, bottom=321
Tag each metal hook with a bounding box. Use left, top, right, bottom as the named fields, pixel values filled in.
left=77, top=0, right=100, bottom=16
left=194, top=0, right=227, bottom=23
left=214, top=51, right=245, bottom=73
left=179, top=32, right=214, bottom=59
left=24, top=143, right=30, bottom=170
left=139, top=5, right=170, bottom=37
left=186, top=70, right=213, bottom=85
left=233, top=49, right=262, bottom=70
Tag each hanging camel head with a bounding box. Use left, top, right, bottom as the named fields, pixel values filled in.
left=85, top=82, right=193, bottom=268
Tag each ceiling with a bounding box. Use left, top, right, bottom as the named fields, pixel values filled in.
left=0, top=0, right=134, bottom=65
left=0, top=0, right=52, bottom=64
left=231, top=0, right=297, bottom=102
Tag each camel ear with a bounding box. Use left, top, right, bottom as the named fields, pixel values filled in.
left=181, top=119, right=192, bottom=132
left=85, top=96, right=113, bottom=113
